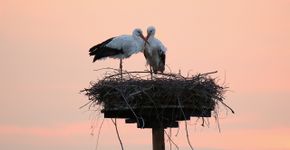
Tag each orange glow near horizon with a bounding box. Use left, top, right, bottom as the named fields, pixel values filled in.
left=1, top=121, right=290, bottom=150
left=1, top=0, right=290, bottom=150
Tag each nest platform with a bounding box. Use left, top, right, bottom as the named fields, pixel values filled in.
left=82, top=71, right=228, bottom=129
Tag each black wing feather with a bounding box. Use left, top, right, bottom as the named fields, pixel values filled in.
left=89, top=37, right=124, bottom=62
left=160, top=51, right=166, bottom=66
left=158, top=50, right=166, bottom=73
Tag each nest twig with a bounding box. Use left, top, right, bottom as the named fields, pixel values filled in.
left=81, top=70, right=227, bottom=113
left=81, top=70, right=234, bottom=150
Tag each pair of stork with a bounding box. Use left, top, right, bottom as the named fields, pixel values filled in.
left=89, top=26, right=166, bottom=74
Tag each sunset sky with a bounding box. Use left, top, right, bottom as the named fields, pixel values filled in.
left=1, top=0, right=290, bottom=150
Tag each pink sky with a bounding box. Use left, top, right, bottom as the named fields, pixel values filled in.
left=1, top=0, right=290, bottom=150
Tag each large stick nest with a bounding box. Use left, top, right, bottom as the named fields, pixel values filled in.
left=81, top=71, right=231, bottom=114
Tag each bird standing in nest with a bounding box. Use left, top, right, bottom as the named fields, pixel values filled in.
left=89, top=28, right=148, bottom=75
left=143, top=26, right=167, bottom=74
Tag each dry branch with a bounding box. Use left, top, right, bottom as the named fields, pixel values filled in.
left=81, top=70, right=234, bottom=150
left=81, top=70, right=234, bottom=127
left=81, top=71, right=226, bottom=113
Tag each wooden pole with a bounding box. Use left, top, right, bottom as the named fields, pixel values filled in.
left=152, top=127, right=165, bottom=150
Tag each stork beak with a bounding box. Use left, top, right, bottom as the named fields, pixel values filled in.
left=141, top=34, right=150, bottom=45
left=145, top=31, right=151, bottom=41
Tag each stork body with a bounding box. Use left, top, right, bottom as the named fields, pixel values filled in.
left=144, top=26, right=167, bottom=74
left=89, top=28, right=146, bottom=73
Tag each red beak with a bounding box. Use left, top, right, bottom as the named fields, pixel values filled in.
left=145, top=31, right=151, bottom=41
left=140, top=34, right=150, bottom=45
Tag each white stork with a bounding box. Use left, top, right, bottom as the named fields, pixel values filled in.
left=89, top=28, right=148, bottom=73
left=143, top=26, right=167, bottom=74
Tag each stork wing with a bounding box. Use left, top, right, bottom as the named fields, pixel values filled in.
left=89, top=37, right=115, bottom=54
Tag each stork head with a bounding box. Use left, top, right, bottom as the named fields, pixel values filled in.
left=146, top=26, right=156, bottom=40
left=133, top=28, right=149, bottom=45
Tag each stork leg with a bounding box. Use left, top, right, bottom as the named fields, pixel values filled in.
left=119, top=58, right=123, bottom=79
left=150, top=66, right=153, bottom=80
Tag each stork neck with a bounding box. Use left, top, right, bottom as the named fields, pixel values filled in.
left=133, top=35, right=145, bottom=47
left=147, top=35, right=154, bottom=41
left=133, top=34, right=140, bottom=40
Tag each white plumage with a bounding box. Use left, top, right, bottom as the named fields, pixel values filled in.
left=143, top=26, right=167, bottom=74
left=89, top=28, right=147, bottom=72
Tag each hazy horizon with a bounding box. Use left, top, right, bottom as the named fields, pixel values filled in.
left=1, top=0, right=290, bottom=150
